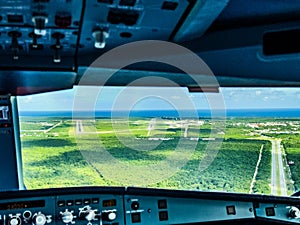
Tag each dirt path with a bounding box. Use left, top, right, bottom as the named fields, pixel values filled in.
left=249, top=144, right=264, bottom=194
left=44, top=121, right=62, bottom=133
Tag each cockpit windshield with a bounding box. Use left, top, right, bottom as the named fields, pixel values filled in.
left=17, top=86, right=300, bottom=196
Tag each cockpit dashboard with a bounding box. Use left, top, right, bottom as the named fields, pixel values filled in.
left=1, top=186, right=300, bottom=225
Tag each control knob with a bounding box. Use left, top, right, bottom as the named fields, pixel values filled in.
left=289, top=206, right=300, bottom=218
left=92, top=30, right=109, bottom=49
left=29, top=33, right=42, bottom=49
left=32, top=212, right=52, bottom=225
left=51, top=32, right=65, bottom=63
left=60, top=209, right=76, bottom=224
left=102, top=210, right=117, bottom=222
left=23, top=211, right=32, bottom=223
left=8, top=31, right=22, bottom=60
left=8, top=214, right=22, bottom=225
left=78, top=206, right=100, bottom=222
left=32, top=15, right=48, bottom=36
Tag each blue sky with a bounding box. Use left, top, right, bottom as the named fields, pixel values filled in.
left=17, top=86, right=300, bottom=112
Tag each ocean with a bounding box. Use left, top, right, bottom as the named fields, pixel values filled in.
left=19, top=108, right=300, bottom=118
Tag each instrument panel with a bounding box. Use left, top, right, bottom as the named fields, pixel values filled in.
left=0, top=0, right=192, bottom=69
left=0, top=187, right=300, bottom=225
left=0, top=0, right=197, bottom=95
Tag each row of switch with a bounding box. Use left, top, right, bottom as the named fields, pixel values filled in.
left=0, top=211, right=52, bottom=225
left=3, top=28, right=108, bottom=62
left=60, top=205, right=118, bottom=224
left=2, top=14, right=73, bottom=30
left=130, top=199, right=167, bottom=211
left=5, top=31, right=65, bottom=62
left=57, top=198, right=99, bottom=207
left=130, top=210, right=168, bottom=223
left=2, top=14, right=63, bottom=37
left=130, top=199, right=169, bottom=223
left=157, top=199, right=168, bottom=222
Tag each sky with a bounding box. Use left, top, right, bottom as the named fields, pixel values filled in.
left=17, top=86, right=300, bottom=112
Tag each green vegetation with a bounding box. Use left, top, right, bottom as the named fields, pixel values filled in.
left=20, top=118, right=60, bottom=131
left=20, top=116, right=300, bottom=196
left=287, top=146, right=300, bottom=190
left=21, top=119, right=107, bottom=189
left=252, top=142, right=271, bottom=194
left=154, top=139, right=268, bottom=193
left=271, top=133, right=300, bottom=192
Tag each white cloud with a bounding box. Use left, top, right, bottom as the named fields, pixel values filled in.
left=263, top=96, right=269, bottom=101
left=23, top=96, right=32, bottom=103
left=171, top=95, right=181, bottom=100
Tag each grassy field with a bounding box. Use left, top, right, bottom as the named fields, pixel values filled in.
left=20, top=117, right=283, bottom=194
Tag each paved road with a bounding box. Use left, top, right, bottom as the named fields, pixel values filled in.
left=76, top=120, right=83, bottom=133
left=147, top=118, right=156, bottom=136
left=271, top=140, right=276, bottom=195
left=276, top=139, right=287, bottom=196
left=271, top=139, right=287, bottom=196
left=183, top=124, right=188, bottom=138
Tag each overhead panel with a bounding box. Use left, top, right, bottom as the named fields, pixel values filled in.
left=0, top=0, right=82, bottom=70
left=78, top=0, right=192, bottom=67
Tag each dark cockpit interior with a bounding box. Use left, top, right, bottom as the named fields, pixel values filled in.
left=1, top=1, right=300, bottom=225
left=1, top=0, right=300, bottom=95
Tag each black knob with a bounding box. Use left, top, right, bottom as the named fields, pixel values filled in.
left=290, top=206, right=300, bottom=218
left=51, top=32, right=65, bottom=63
left=8, top=31, right=22, bottom=60
left=78, top=206, right=91, bottom=220
left=78, top=211, right=89, bottom=220
left=29, top=32, right=42, bottom=49
left=53, top=47, right=61, bottom=63
left=52, top=32, right=65, bottom=49
left=102, top=211, right=117, bottom=222
left=23, top=211, right=32, bottom=221
left=131, top=201, right=139, bottom=210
